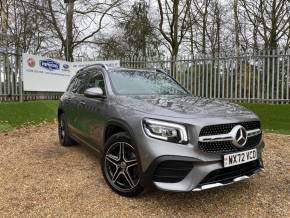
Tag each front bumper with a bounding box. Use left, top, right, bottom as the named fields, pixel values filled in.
left=135, top=135, right=264, bottom=191
left=130, top=116, right=265, bottom=192
left=136, top=131, right=264, bottom=192
left=141, top=153, right=264, bottom=192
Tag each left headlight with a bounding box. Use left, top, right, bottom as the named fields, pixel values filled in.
left=142, top=118, right=188, bottom=144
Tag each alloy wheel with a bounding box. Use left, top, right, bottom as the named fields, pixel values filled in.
left=59, top=116, right=65, bottom=140
left=104, top=142, right=140, bottom=191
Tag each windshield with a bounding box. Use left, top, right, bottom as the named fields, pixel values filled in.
left=108, top=70, right=189, bottom=96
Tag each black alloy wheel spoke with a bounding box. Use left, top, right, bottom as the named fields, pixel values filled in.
left=126, top=159, right=138, bottom=168
left=123, top=170, right=135, bottom=188
left=112, top=167, right=122, bottom=183
left=119, top=142, right=125, bottom=161
left=105, top=154, right=119, bottom=167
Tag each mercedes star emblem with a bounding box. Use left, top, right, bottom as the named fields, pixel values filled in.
left=232, top=125, right=248, bottom=148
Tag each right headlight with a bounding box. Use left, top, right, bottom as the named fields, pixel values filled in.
left=142, top=118, right=188, bottom=144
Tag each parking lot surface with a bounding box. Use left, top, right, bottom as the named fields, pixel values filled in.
left=0, top=123, right=289, bottom=217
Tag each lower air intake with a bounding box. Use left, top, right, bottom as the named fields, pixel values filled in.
left=152, top=160, right=193, bottom=183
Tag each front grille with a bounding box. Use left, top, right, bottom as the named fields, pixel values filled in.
left=198, top=121, right=262, bottom=153
left=199, top=160, right=261, bottom=186
left=199, top=133, right=262, bottom=153
left=199, top=121, right=260, bottom=136
left=152, top=160, right=193, bottom=183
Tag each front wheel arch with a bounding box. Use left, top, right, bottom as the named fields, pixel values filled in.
left=104, top=119, right=136, bottom=144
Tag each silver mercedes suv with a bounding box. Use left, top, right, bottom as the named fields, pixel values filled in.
left=58, top=64, right=264, bottom=197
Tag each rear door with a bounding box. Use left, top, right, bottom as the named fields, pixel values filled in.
left=71, top=72, right=90, bottom=140
left=62, top=77, right=79, bottom=135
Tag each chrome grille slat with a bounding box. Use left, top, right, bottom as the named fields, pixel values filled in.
left=199, top=121, right=261, bottom=137
left=199, top=128, right=261, bottom=143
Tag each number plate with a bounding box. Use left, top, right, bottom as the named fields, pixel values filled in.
left=224, top=149, right=257, bottom=168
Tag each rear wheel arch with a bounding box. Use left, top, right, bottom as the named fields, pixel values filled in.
left=58, top=112, right=75, bottom=146
left=58, top=108, right=64, bottom=119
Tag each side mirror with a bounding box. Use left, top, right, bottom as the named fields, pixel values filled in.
left=84, top=87, right=105, bottom=99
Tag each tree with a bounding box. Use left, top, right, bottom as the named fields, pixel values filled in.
left=118, top=0, right=159, bottom=59
left=241, top=0, right=290, bottom=50
left=157, top=0, right=192, bottom=60
left=192, top=0, right=210, bottom=56
left=233, top=0, right=241, bottom=56
left=99, top=0, right=162, bottom=60
left=43, top=0, right=122, bottom=61
left=99, top=36, right=126, bottom=59
left=0, top=0, right=49, bottom=53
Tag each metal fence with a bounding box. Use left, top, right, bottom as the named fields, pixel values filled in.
left=0, top=49, right=23, bottom=101
left=121, top=50, right=290, bottom=103
left=0, top=49, right=290, bottom=103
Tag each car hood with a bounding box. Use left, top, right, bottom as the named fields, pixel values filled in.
left=114, top=95, right=254, bottom=119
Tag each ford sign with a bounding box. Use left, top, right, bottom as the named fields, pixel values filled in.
left=40, top=59, right=60, bottom=71
left=63, top=64, right=69, bottom=69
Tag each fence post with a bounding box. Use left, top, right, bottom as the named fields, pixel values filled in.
left=287, top=50, right=290, bottom=101
left=18, top=52, right=23, bottom=102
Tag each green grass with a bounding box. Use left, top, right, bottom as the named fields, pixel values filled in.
left=0, top=100, right=58, bottom=132
left=241, top=103, right=290, bottom=135
left=0, top=100, right=289, bottom=135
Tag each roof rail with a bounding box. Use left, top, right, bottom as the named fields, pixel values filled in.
left=77, top=63, right=108, bottom=74
left=142, top=68, right=167, bottom=74
left=155, top=68, right=168, bottom=74
left=95, top=63, right=108, bottom=70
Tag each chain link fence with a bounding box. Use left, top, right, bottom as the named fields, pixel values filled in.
left=0, top=48, right=23, bottom=101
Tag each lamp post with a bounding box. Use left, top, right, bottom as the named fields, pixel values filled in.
left=64, top=0, right=75, bottom=61
left=64, top=0, right=69, bottom=61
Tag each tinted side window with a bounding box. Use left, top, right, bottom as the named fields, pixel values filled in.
left=75, top=73, right=89, bottom=94
left=88, top=72, right=106, bottom=93
left=67, top=77, right=77, bottom=92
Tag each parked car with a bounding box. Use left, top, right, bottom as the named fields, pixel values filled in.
left=58, top=64, right=264, bottom=197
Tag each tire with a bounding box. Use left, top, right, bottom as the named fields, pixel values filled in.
left=101, top=132, right=144, bottom=197
left=58, top=113, right=75, bottom=146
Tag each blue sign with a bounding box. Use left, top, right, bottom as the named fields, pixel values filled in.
left=40, top=59, right=60, bottom=71
left=63, top=64, right=69, bottom=69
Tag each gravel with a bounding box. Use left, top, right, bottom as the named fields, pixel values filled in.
left=0, top=122, right=289, bottom=217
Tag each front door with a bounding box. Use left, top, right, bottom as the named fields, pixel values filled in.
left=79, top=70, right=109, bottom=151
